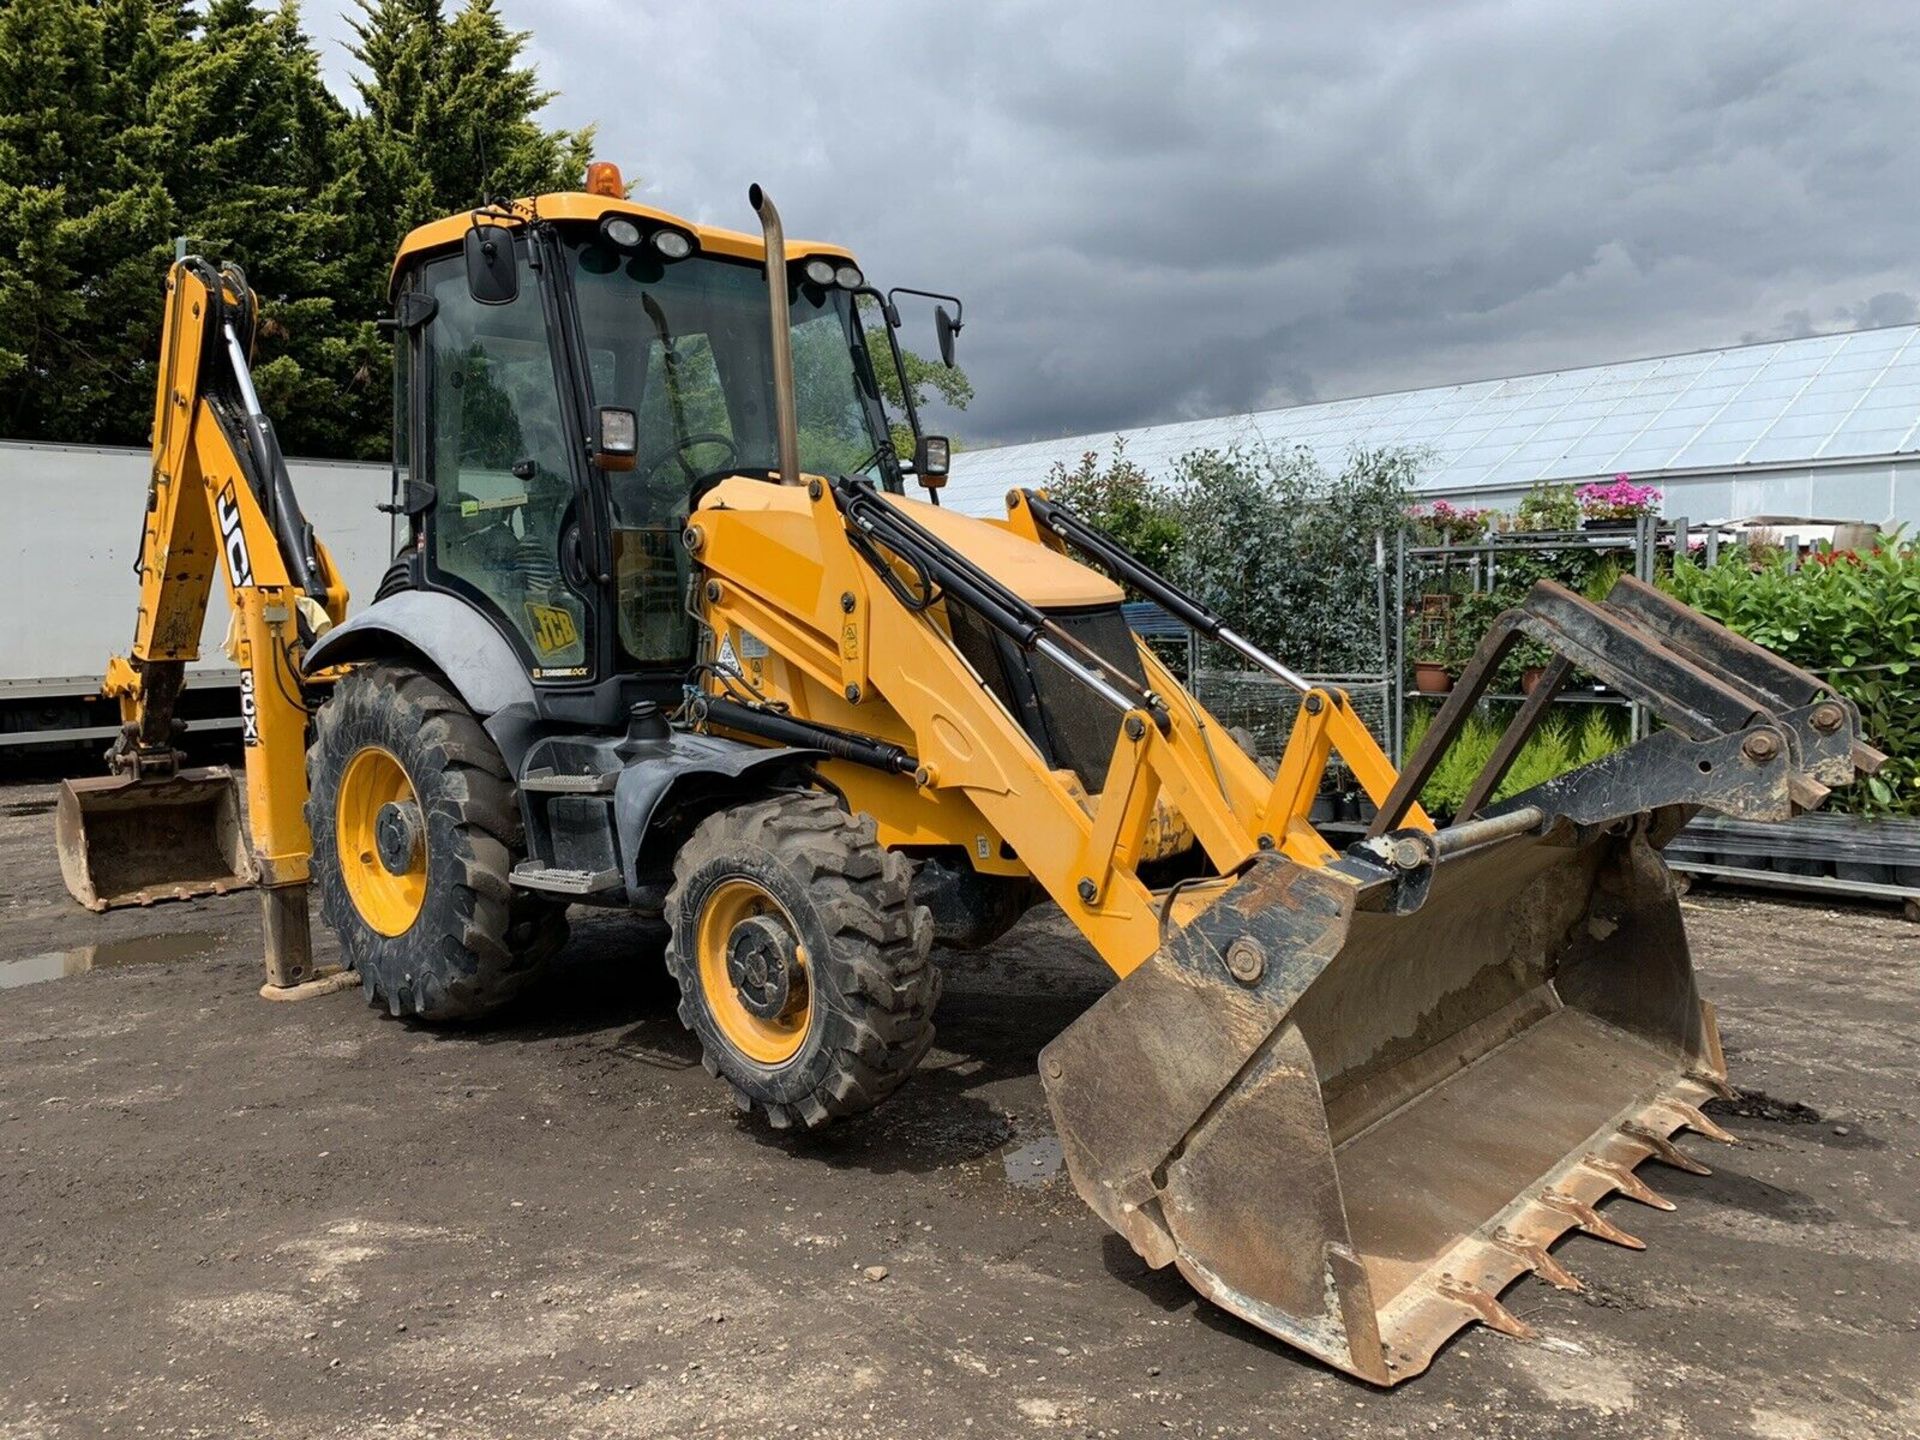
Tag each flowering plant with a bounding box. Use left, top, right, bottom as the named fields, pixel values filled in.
left=1409, top=499, right=1492, bottom=544
left=1577, top=475, right=1662, bottom=521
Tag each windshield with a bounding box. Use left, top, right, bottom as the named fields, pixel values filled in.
left=566, top=239, right=895, bottom=664
left=569, top=241, right=893, bottom=498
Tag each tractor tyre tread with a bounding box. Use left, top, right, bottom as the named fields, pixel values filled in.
left=664, top=792, right=937, bottom=1131
left=308, top=662, right=566, bottom=1022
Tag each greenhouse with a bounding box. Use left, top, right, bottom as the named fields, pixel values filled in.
left=945, top=323, right=1920, bottom=528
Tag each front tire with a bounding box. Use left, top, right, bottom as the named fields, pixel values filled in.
left=665, top=792, right=937, bottom=1130
left=308, top=663, right=567, bottom=1021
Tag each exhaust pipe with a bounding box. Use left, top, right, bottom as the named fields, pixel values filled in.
left=748, top=184, right=802, bottom=487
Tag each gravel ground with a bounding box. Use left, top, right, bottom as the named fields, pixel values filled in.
left=1, top=778, right=1916, bottom=1439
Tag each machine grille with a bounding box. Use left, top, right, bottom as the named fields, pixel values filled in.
left=945, top=602, right=1145, bottom=793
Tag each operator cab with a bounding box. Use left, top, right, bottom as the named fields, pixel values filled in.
left=384, top=166, right=955, bottom=713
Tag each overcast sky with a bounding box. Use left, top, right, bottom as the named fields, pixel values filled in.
left=306, top=1, right=1920, bottom=448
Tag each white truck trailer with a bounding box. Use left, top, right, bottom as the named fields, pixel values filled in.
left=0, top=439, right=392, bottom=750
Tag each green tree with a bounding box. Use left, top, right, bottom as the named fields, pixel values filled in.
left=1042, top=439, right=1184, bottom=578
left=0, top=0, right=185, bottom=443
left=156, top=0, right=368, bottom=455
left=344, top=0, right=593, bottom=282
left=0, top=0, right=593, bottom=458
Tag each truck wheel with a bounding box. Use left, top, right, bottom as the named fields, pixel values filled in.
left=308, top=663, right=567, bottom=1021
left=665, top=792, right=937, bottom=1130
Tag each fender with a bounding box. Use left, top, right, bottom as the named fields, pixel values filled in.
left=515, top=726, right=822, bottom=898
left=302, top=590, right=535, bottom=718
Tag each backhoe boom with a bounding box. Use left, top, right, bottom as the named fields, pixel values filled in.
left=56, top=258, right=347, bottom=985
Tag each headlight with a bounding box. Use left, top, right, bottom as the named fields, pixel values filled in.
left=651, top=228, right=693, bottom=260
left=834, top=264, right=864, bottom=290
left=600, top=216, right=642, bottom=248
left=802, top=258, right=837, bottom=286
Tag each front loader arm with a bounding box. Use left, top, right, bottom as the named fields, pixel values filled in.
left=691, top=475, right=1390, bottom=976
left=70, top=258, right=348, bottom=985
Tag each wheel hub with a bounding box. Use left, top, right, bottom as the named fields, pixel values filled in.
left=374, top=800, right=424, bottom=876
left=726, top=914, right=804, bottom=1021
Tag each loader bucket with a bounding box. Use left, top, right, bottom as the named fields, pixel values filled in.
left=1041, top=823, right=1733, bottom=1384
left=1041, top=574, right=1881, bottom=1384
left=56, top=769, right=255, bottom=911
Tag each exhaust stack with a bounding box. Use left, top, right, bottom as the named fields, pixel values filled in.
left=748, top=184, right=802, bottom=487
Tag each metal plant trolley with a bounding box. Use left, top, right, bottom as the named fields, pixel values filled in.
left=1392, top=516, right=1914, bottom=917
left=1390, top=513, right=1689, bottom=761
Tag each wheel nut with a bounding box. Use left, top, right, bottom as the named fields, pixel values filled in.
left=1742, top=731, right=1780, bottom=762
left=1225, top=938, right=1266, bottom=985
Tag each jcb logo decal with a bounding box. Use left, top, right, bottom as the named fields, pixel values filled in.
left=239, top=670, right=259, bottom=746
left=525, top=602, right=580, bottom=656
left=217, top=481, right=254, bottom=587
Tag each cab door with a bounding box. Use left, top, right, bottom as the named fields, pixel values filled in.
left=415, top=246, right=599, bottom=682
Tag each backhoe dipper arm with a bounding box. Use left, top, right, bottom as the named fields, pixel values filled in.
left=107, top=257, right=349, bottom=985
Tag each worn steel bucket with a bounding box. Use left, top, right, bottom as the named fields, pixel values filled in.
left=55, top=768, right=255, bottom=911
left=1039, top=569, right=1891, bottom=1383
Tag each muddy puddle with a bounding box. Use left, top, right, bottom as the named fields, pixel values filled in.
left=997, top=1133, right=1064, bottom=1188
left=0, top=931, right=225, bottom=990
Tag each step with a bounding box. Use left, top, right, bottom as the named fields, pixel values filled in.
left=519, top=769, right=619, bottom=795
left=511, top=863, right=622, bottom=897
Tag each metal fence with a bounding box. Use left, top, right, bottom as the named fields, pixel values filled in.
left=1125, top=603, right=1394, bottom=768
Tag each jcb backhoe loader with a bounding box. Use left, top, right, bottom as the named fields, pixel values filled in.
left=61, top=163, right=1882, bottom=1384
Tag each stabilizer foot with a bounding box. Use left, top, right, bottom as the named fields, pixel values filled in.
left=260, top=965, right=356, bottom=1003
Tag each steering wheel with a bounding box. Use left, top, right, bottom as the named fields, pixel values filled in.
left=639, top=432, right=738, bottom=485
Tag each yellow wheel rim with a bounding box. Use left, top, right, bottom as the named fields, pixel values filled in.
left=695, top=877, right=812, bottom=1066
left=336, top=746, right=428, bottom=937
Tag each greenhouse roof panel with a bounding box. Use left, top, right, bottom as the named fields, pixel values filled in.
left=942, top=323, right=1920, bottom=515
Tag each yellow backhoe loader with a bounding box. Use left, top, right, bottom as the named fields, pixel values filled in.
left=60, top=164, right=1882, bottom=1384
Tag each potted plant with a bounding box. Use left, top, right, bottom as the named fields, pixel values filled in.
left=1412, top=632, right=1453, bottom=694
left=1516, top=633, right=1556, bottom=694
left=1577, top=475, right=1661, bottom=531
left=1515, top=481, right=1581, bottom=534
left=1408, top=499, right=1493, bottom=546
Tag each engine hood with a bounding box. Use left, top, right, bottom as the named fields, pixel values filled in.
left=698, top=478, right=1125, bottom=610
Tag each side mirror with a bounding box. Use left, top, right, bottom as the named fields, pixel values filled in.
left=463, top=222, right=519, bottom=306
left=913, top=434, right=950, bottom=488
left=594, top=406, right=638, bottom=471
left=934, top=306, right=960, bottom=368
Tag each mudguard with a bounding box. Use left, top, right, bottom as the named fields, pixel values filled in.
left=302, top=590, right=534, bottom=717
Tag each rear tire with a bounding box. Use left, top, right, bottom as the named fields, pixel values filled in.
left=665, top=792, right=937, bottom=1129
left=308, top=662, right=567, bottom=1021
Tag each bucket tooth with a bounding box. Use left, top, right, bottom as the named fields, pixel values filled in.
left=1655, top=1099, right=1738, bottom=1145
left=1621, top=1121, right=1712, bottom=1175
left=1540, top=1191, right=1644, bottom=1250
left=1579, top=1155, right=1675, bottom=1210
left=1491, top=1230, right=1583, bottom=1293
left=1434, top=1275, right=1536, bottom=1341
left=1685, top=1067, right=1735, bottom=1102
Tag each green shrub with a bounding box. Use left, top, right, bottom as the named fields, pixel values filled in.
left=1664, top=539, right=1920, bottom=817
left=1402, top=704, right=1626, bottom=819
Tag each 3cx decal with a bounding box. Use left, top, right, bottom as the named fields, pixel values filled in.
left=239, top=670, right=259, bottom=746
left=217, top=481, right=254, bottom=587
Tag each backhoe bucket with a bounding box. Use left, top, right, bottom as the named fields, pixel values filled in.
left=1041, top=574, right=1880, bottom=1384
left=56, top=769, right=255, bottom=911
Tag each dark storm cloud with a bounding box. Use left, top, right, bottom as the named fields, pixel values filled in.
left=306, top=1, right=1920, bottom=445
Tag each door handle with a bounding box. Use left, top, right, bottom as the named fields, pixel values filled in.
left=560, top=525, right=590, bottom=589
